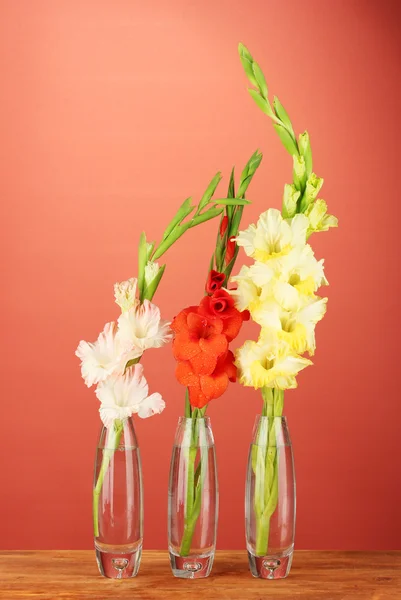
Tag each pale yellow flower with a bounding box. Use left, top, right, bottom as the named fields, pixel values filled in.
left=236, top=208, right=308, bottom=263
left=235, top=335, right=311, bottom=390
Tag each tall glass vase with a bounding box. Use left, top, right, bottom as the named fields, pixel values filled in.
left=168, top=416, right=218, bottom=579
left=93, top=418, right=143, bottom=579
left=245, top=415, right=295, bottom=580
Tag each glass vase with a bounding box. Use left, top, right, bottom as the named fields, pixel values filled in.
left=93, top=418, right=143, bottom=579
left=245, top=415, right=295, bottom=580
left=168, top=416, right=218, bottom=579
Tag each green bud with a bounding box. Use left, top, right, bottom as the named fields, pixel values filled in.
left=137, top=231, right=148, bottom=300
left=298, top=131, right=313, bottom=177
left=238, top=43, right=258, bottom=87
left=252, top=61, right=268, bottom=99
left=293, top=155, right=306, bottom=191
left=248, top=89, right=273, bottom=116
left=273, top=96, right=294, bottom=135
left=273, top=123, right=298, bottom=156
left=142, top=263, right=166, bottom=302
left=282, top=184, right=301, bottom=219
left=299, top=173, right=324, bottom=212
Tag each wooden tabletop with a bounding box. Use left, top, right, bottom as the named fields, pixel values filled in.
left=0, top=550, right=400, bottom=599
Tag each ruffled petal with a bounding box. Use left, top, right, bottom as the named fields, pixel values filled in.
left=188, top=384, right=209, bottom=409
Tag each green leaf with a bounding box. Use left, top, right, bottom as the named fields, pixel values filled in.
left=248, top=89, right=272, bottom=116
left=213, top=198, right=251, bottom=206
left=252, top=61, right=268, bottom=99
left=152, top=222, right=190, bottom=259
left=198, top=172, right=222, bottom=212
left=142, top=264, right=166, bottom=302
left=237, top=149, right=263, bottom=197
left=137, top=232, right=148, bottom=300
left=190, top=206, right=223, bottom=227
left=273, top=96, right=294, bottom=135
left=273, top=123, right=299, bottom=156
left=162, top=197, right=194, bottom=241
left=228, top=167, right=235, bottom=198
left=238, top=43, right=258, bottom=87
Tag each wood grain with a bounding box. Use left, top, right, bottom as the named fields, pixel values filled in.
left=0, top=551, right=400, bottom=600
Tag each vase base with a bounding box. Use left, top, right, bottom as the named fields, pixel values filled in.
left=247, top=548, right=293, bottom=579
left=169, top=551, right=214, bottom=579
left=95, top=544, right=142, bottom=579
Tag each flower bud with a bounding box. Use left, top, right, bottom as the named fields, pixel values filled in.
left=114, top=278, right=138, bottom=312
left=282, top=183, right=300, bottom=219
left=144, top=261, right=161, bottom=288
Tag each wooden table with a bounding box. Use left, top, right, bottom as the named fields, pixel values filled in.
left=0, top=550, right=400, bottom=599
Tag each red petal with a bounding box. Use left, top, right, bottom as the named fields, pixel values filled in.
left=215, top=350, right=237, bottom=382
left=200, top=371, right=229, bottom=400
left=199, top=333, right=228, bottom=357
left=188, top=385, right=209, bottom=409
left=175, top=362, right=200, bottom=387
left=189, top=351, right=218, bottom=376
left=173, top=333, right=201, bottom=361
left=222, top=312, right=243, bottom=341
left=171, top=306, right=198, bottom=333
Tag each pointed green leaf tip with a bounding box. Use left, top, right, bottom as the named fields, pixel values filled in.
left=238, top=42, right=258, bottom=87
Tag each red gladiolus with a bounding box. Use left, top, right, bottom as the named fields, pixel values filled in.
left=172, top=289, right=248, bottom=407
left=205, top=269, right=226, bottom=294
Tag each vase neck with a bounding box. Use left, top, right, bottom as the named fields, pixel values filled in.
left=252, top=416, right=291, bottom=447
left=98, top=418, right=138, bottom=449
left=174, top=417, right=214, bottom=448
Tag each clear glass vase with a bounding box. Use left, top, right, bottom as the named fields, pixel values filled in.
left=245, top=415, right=296, bottom=580
left=93, top=418, right=143, bottom=579
left=168, top=416, right=218, bottom=579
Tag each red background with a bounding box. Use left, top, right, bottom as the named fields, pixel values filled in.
left=1, top=0, right=401, bottom=550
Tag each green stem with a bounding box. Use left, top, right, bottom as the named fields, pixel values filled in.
left=179, top=414, right=208, bottom=556
left=253, top=388, right=283, bottom=556
left=93, top=420, right=124, bottom=538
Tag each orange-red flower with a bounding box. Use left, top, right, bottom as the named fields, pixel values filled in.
left=172, top=284, right=248, bottom=408
left=176, top=350, right=237, bottom=408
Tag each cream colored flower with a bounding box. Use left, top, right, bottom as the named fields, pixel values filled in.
left=75, top=322, right=140, bottom=388
left=236, top=208, right=308, bottom=263
left=251, top=295, right=327, bottom=356
left=117, top=300, right=172, bottom=354
left=235, top=336, right=311, bottom=390
left=114, top=278, right=139, bottom=313
left=96, top=364, right=165, bottom=427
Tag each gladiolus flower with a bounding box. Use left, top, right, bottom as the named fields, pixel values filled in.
left=205, top=270, right=226, bottom=294
left=75, top=322, right=140, bottom=388
left=117, top=299, right=172, bottom=354
left=176, top=350, right=237, bottom=408
left=96, top=364, right=165, bottom=427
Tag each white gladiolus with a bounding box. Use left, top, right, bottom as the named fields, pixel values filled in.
left=117, top=299, right=172, bottom=354
left=114, top=278, right=138, bottom=312
left=75, top=322, right=141, bottom=388
left=96, top=364, right=165, bottom=428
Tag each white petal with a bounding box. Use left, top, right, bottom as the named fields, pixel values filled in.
left=75, top=322, right=130, bottom=387
left=136, top=392, right=166, bottom=419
